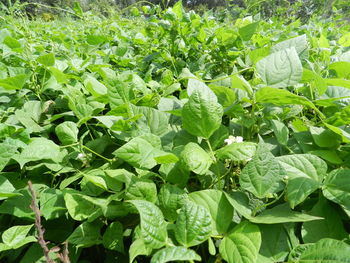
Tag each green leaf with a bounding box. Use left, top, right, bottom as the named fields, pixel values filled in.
left=0, top=175, right=20, bottom=200
left=302, top=197, right=347, bottom=243
left=271, top=35, right=308, bottom=59
left=114, top=135, right=165, bottom=169
left=175, top=201, right=212, bottom=247
left=158, top=184, right=188, bottom=222
left=277, top=154, right=327, bottom=208
left=339, top=32, right=350, bottom=47
left=0, top=74, right=27, bottom=90
left=322, top=169, right=350, bottom=212
left=259, top=224, right=293, bottom=262
left=209, top=85, right=236, bottom=109
left=13, top=138, right=63, bottom=168
left=256, top=87, right=316, bottom=109
left=84, top=75, right=107, bottom=97
left=329, top=61, right=350, bottom=78
left=125, top=176, right=157, bottom=203
left=102, top=221, right=124, bottom=252
left=0, top=189, right=34, bottom=219
left=189, top=190, right=234, bottom=235
left=37, top=53, right=55, bottom=67
left=250, top=204, right=323, bottom=224
left=270, top=119, right=289, bottom=145
left=256, top=47, right=303, bottom=88
left=39, top=188, right=66, bottom=220
left=182, top=89, right=223, bottom=139
left=2, top=225, right=34, bottom=247
left=216, top=142, right=256, bottom=162
left=180, top=143, right=213, bottom=174
left=55, top=121, right=79, bottom=145
left=240, top=141, right=286, bottom=199
left=0, top=143, right=17, bottom=171
left=219, top=221, right=261, bottom=263
left=64, top=192, right=104, bottom=221
left=68, top=221, right=102, bottom=248
left=150, top=246, right=201, bottom=263
left=310, top=126, right=340, bottom=148
left=289, top=238, right=350, bottom=263
left=129, top=238, right=152, bottom=263
left=129, top=200, right=167, bottom=249
left=4, top=36, right=21, bottom=48
left=239, top=22, right=259, bottom=41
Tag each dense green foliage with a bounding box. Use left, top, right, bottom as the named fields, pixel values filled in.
left=1, top=1, right=350, bottom=262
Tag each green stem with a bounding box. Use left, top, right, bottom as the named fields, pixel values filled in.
left=251, top=189, right=285, bottom=217
left=206, top=139, right=216, bottom=163
left=81, top=144, right=114, bottom=163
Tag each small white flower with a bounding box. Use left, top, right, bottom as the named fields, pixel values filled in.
left=246, top=157, right=252, bottom=162
left=224, top=135, right=244, bottom=145
left=235, top=136, right=244, bottom=143
left=77, top=153, right=86, bottom=160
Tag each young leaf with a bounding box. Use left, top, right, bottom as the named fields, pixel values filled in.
left=182, top=89, right=223, bottom=139
left=240, top=141, right=286, bottom=199
left=180, top=142, right=213, bottom=174
left=219, top=221, right=261, bottom=263
left=129, top=200, right=168, bottom=249
left=175, top=201, right=212, bottom=247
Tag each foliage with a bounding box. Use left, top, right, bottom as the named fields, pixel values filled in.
left=0, top=1, right=350, bottom=262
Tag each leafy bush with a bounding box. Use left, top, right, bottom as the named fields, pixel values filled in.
left=0, top=1, right=350, bottom=263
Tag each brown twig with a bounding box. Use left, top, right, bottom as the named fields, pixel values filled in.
left=28, top=181, right=56, bottom=263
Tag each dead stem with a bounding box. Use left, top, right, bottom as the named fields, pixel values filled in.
left=28, top=180, right=56, bottom=263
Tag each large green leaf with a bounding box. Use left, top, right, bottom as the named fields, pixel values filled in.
left=39, top=188, right=67, bottom=220
left=0, top=143, right=17, bottom=171
left=175, top=201, right=212, bottom=247
left=13, top=138, right=63, bottom=168
left=216, top=142, right=256, bottom=162
left=271, top=35, right=308, bottom=59
left=219, top=221, right=261, bottom=263
left=259, top=224, right=293, bottom=262
left=189, top=190, right=234, bottom=235
left=250, top=204, right=322, bottom=224
left=68, top=221, right=102, bottom=248
left=277, top=154, right=327, bottom=208
left=150, top=246, right=201, bottom=263
left=182, top=89, right=223, bottom=139
left=113, top=135, right=165, bottom=169
left=129, top=200, right=168, bottom=249
left=55, top=121, right=79, bottom=145
left=102, top=221, right=124, bottom=252
left=2, top=225, right=34, bottom=247
left=158, top=184, right=188, bottom=222
left=302, top=197, right=347, bottom=243
left=289, top=239, right=350, bottom=263
left=322, top=169, right=350, bottom=212
left=256, top=47, right=303, bottom=88
left=180, top=142, right=213, bottom=174
left=240, top=141, right=286, bottom=198
left=125, top=176, right=158, bottom=203
left=256, top=87, right=316, bottom=109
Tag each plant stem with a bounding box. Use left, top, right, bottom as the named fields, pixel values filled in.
left=28, top=181, right=56, bottom=263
